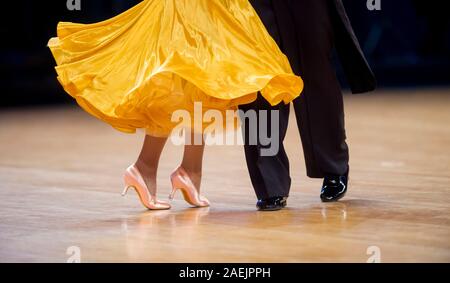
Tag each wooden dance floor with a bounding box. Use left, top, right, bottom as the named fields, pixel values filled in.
left=0, top=89, right=449, bottom=263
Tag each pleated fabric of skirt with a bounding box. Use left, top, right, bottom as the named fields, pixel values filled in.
left=48, top=0, right=303, bottom=136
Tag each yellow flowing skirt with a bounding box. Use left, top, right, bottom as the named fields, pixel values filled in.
left=48, top=0, right=303, bottom=136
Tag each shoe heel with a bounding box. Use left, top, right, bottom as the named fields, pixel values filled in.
left=122, top=185, right=132, bottom=197
left=169, top=187, right=178, bottom=201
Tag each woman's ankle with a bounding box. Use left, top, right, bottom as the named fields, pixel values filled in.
left=180, top=165, right=202, bottom=178
left=179, top=166, right=202, bottom=190
left=135, top=159, right=157, bottom=177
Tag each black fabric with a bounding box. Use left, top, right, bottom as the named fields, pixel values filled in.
left=240, top=95, right=291, bottom=199
left=272, top=0, right=377, bottom=93
left=241, top=0, right=375, bottom=199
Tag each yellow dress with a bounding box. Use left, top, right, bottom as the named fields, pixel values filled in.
left=48, top=0, right=303, bottom=136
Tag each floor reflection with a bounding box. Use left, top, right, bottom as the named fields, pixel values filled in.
left=119, top=201, right=359, bottom=260
left=119, top=201, right=358, bottom=231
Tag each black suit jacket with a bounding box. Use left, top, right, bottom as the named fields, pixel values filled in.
left=271, top=0, right=377, bottom=94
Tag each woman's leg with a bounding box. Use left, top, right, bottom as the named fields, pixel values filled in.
left=135, top=135, right=168, bottom=196
left=180, top=133, right=205, bottom=191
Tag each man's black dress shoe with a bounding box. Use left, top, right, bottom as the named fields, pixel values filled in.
left=256, top=196, right=288, bottom=211
left=320, top=170, right=349, bottom=202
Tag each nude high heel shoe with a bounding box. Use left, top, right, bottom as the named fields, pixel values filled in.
left=169, top=167, right=210, bottom=207
left=122, top=165, right=171, bottom=210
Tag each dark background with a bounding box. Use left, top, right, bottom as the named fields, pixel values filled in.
left=1, top=0, right=449, bottom=107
